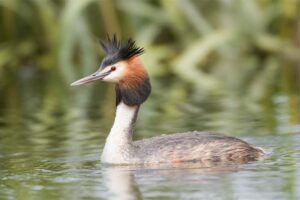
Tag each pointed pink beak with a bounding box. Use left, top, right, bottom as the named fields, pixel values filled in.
left=70, top=70, right=110, bottom=86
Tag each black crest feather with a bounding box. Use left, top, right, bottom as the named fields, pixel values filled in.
left=100, top=34, right=144, bottom=68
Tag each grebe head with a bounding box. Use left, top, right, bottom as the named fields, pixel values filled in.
left=71, top=35, right=151, bottom=106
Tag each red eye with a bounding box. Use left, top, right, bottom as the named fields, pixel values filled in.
left=111, top=66, right=116, bottom=71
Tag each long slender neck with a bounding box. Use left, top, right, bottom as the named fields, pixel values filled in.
left=109, top=102, right=139, bottom=143
left=101, top=58, right=151, bottom=164
left=101, top=102, right=139, bottom=164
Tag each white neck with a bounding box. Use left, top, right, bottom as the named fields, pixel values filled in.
left=101, top=102, right=139, bottom=164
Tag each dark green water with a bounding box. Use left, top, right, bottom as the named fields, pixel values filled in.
left=0, top=71, right=299, bottom=200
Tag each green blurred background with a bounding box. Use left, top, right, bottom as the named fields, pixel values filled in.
left=0, top=0, right=299, bottom=131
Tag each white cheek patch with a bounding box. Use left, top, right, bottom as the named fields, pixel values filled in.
left=103, top=64, right=126, bottom=83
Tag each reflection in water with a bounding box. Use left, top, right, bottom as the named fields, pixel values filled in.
left=103, top=167, right=142, bottom=200
left=102, top=164, right=240, bottom=200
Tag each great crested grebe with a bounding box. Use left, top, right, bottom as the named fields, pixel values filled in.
left=71, top=35, right=264, bottom=165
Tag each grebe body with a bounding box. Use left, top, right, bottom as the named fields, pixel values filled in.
left=71, top=35, right=264, bottom=165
